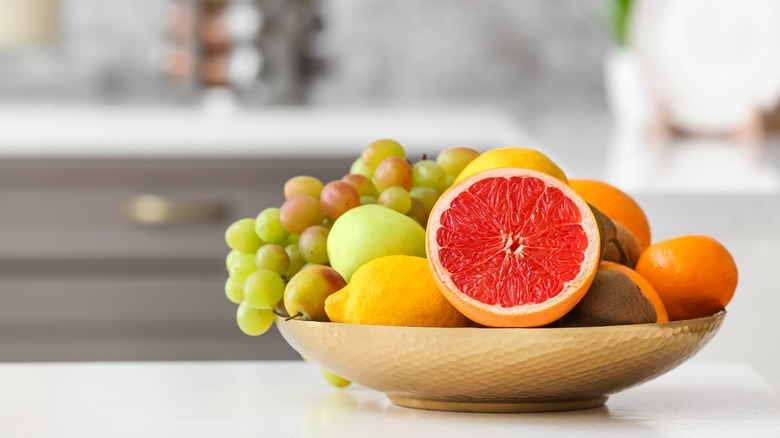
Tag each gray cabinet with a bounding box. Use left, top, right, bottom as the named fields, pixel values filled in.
left=0, top=157, right=352, bottom=361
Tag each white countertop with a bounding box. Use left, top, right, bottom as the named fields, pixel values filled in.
left=1, top=361, right=778, bottom=437
left=0, top=104, right=530, bottom=158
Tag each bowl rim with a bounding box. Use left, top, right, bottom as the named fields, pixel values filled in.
left=275, top=309, right=726, bottom=332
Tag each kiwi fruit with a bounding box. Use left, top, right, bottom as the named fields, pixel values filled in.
left=560, top=270, right=656, bottom=327
left=589, top=204, right=617, bottom=258
left=602, top=221, right=641, bottom=268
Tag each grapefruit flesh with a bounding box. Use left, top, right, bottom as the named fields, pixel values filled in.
left=427, top=168, right=600, bottom=327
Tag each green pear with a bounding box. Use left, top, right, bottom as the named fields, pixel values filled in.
left=327, top=204, right=426, bottom=281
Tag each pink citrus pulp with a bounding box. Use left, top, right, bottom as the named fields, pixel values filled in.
left=426, top=168, right=600, bottom=327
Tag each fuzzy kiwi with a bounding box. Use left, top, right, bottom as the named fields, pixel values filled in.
left=602, top=221, right=642, bottom=268
left=560, top=270, right=656, bottom=327
left=588, top=204, right=616, bottom=259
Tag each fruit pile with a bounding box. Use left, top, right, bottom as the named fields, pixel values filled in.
left=223, top=140, right=739, bottom=383
left=224, top=139, right=477, bottom=335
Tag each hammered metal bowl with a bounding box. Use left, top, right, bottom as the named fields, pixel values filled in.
left=276, top=312, right=725, bottom=413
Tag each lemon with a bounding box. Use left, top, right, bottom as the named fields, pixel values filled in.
left=324, top=255, right=473, bottom=327
left=454, top=147, right=568, bottom=185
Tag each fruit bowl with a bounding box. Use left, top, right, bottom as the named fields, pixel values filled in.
left=275, top=311, right=725, bottom=413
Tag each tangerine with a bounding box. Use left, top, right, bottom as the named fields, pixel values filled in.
left=635, top=235, right=737, bottom=321
left=569, top=179, right=652, bottom=252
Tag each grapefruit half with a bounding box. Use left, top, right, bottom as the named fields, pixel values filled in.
left=427, top=168, right=601, bottom=327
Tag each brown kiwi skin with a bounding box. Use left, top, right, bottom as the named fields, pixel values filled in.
left=602, top=221, right=642, bottom=269
left=559, top=270, right=656, bottom=327
left=588, top=204, right=616, bottom=259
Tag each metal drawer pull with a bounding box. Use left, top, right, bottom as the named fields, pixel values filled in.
left=125, top=195, right=227, bottom=225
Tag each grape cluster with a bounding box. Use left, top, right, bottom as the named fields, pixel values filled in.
left=349, top=140, right=480, bottom=227
left=223, top=139, right=480, bottom=337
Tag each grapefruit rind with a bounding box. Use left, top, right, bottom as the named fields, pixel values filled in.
left=427, top=168, right=600, bottom=328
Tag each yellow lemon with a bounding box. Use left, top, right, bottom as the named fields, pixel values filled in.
left=324, top=255, right=473, bottom=327
left=454, top=147, right=568, bottom=185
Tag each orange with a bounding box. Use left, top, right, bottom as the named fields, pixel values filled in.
left=427, top=168, right=600, bottom=328
left=569, top=179, right=652, bottom=252
left=598, top=261, right=669, bottom=323
left=453, top=147, right=568, bottom=185
left=635, top=235, right=738, bottom=321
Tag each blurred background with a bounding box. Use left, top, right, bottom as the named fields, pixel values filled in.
left=0, top=0, right=608, bottom=108
left=1, top=0, right=779, bottom=387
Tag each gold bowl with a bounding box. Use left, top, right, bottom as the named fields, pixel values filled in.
left=276, top=312, right=725, bottom=413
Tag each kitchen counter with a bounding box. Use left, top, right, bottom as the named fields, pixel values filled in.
left=1, top=361, right=778, bottom=437
left=0, top=104, right=530, bottom=158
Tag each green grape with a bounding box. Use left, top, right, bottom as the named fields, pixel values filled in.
left=236, top=302, right=275, bottom=336
left=349, top=157, right=374, bottom=178
left=436, top=146, right=480, bottom=177
left=341, top=174, right=378, bottom=197
left=280, top=194, right=325, bottom=234
left=360, top=139, right=406, bottom=170
left=378, top=186, right=412, bottom=214
left=321, top=368, right=351, bottom=388
left=285, top=233, right=300, bottom=245
left=284, top=175, right=324, bottom=200
left=225, top=218, right=263, bottom=253
left=444, top=174, right=456, bottom=189
left=229, top=253, right=257, bottom=286
left=284, top=243, right=307, bottom=279
left=320, top=181, right=360, bottom=219
left=244, top=269, right=285, bottom=309
left=406, top=197, right=429, bottom=227
left=225, top=277, right=244, bottom=304
left=373, top=157, right=413, bottom=191
left=255, top=243, right=291, bottom=276
left=412, top=159, right=447, bottom=192
left=226, top=249, right=242, bottom=272
left=299, top=225, right=329, bottom=264
left=255, top=208, right=289, bottom=245
left=410, top=186, right=439, bottom=213
left=360, top=195, right=377, bottom=205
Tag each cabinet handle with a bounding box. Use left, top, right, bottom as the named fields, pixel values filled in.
left=125, top=194, right=228, bottom=226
